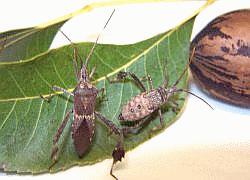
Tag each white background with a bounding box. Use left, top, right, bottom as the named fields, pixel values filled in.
left=1, top=0, right=250, bottom=179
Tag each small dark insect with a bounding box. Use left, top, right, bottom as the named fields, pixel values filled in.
left=109, top=49, right=213, bottom=134
left=44, top=10, right=125, bottom=179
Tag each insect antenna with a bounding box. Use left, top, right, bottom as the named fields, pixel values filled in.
left=85, top=9, right=115, bottom=67
left=175, top=88, right=214, bottom=109
left=59, top=9, right=115, bottom=80
left=172, top=47, right=195, bottom=87
left=162, top=58, right=169, bottom=88
left=59, top=29, right=84, bottom=79
left=59, top=30, right=83, bottom=61
left=170, top=47, right=213, bottom=109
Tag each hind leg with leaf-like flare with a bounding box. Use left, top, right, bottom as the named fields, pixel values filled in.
left=49, top=110, right=72, bottom=170
left=94, top=111, right=125, bottom=179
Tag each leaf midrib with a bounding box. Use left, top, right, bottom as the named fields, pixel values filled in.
left=1, top=29, right=39, bottom=51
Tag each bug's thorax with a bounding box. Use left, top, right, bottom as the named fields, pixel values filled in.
left=157, top=86, right=177, bottom=103
left=73, top=64, right=98, bottom=116
left=73, top=82, right=98, bottom=115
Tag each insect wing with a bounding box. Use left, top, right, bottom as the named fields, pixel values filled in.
left=72, top=117, right=95, bottom=157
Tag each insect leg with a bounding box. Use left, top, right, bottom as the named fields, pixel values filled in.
left=128, top=72, right=147, bottom=91
left=52, top=85, right=73, bottom=96
left=40, top=94, right=53, bottom=103
left=158, top=108, right=164, bottom=127
left=98, top=87, right=105, bottom=97
left=163, top=77, right=169, bottom=88
left=94, top=111, right=125, bottom=180
left=147, top=74, right=154, bottom=90
left=121, top=119, right=147, bottom=134
left=97, top=87, right=108, bottom=103
left=108, top=71, right=147, bottom=92
left=89, top=65, right=96, bottom=80
left=151, top=108, right=164, bottom=132
left=168, top=98, right=180, bottom=112
left=49, top=110, right=73, bottom=170
left=110, top=137, right=124, bottom=180
left=94, top=111, right=120, bottom=135
left=122, top=109, right=164, bottom=134
left=41, top=86, right=73, bottom=103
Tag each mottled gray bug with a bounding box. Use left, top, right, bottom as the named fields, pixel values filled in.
left=109, top=49, right=213, bottom=134
left=45, top=10, right=125, bottom=179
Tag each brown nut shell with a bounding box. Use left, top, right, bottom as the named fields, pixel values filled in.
left=190, top=9, right=250, bottom=107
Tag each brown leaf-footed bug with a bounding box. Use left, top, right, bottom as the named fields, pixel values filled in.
left=43, top=9, right=125, bottom=179
left=108, top=48, right=213, bottom=134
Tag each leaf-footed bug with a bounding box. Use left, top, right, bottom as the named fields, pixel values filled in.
left=44, top=9, right=125, bottom=179
left=108, top=48, right=213, bottom=134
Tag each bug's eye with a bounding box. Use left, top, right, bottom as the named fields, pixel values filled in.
left=130, top=108, right=134, bottom=113
left=137, top=104, right=141, bottom=109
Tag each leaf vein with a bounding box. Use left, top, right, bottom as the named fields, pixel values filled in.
left=51, top=96, right=59, bottom=116
left=103, top=80, right=111, bottom=114
left=0, top=100, right=17, bottom=130
left=143, top=54, right=149, bottom=90
left=156, top=44, right=164, bottom=83
left=94, top=52, right=114, bottom=71
left=129, top=78, right=134, bottom=98
left=62, top=95, right=71, bottom=121
left=35, top=67, right=53, bottom=88
left=8, top=70, right=27, bottom=97
left=176, top=28, right=182, bottom=50
left=51, top=59, right=67, bottom=88
left=13, top=111, right=19, bottom=141
left=24, top=100, right=44, bottom=149
left=167, top=36, right=177, bottom=80
left=111, top=81, right=124, bottom=122
left=24, top=99, right=32, bottom=118
left=114, top=48, right=130, bottom=59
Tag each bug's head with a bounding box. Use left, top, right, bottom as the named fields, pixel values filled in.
left=80, top=64, right=90, bottom=82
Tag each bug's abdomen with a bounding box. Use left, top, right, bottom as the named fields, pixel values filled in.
left=72, top=116, right=95, bottom=157
left=119, top=90, right=162, bottom=121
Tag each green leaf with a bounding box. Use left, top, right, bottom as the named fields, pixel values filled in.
left=0, top=22, right=65, bottom=62
left=0, top=0, right=214, bottom=63
left=0, top=17, right=194, bottom=173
